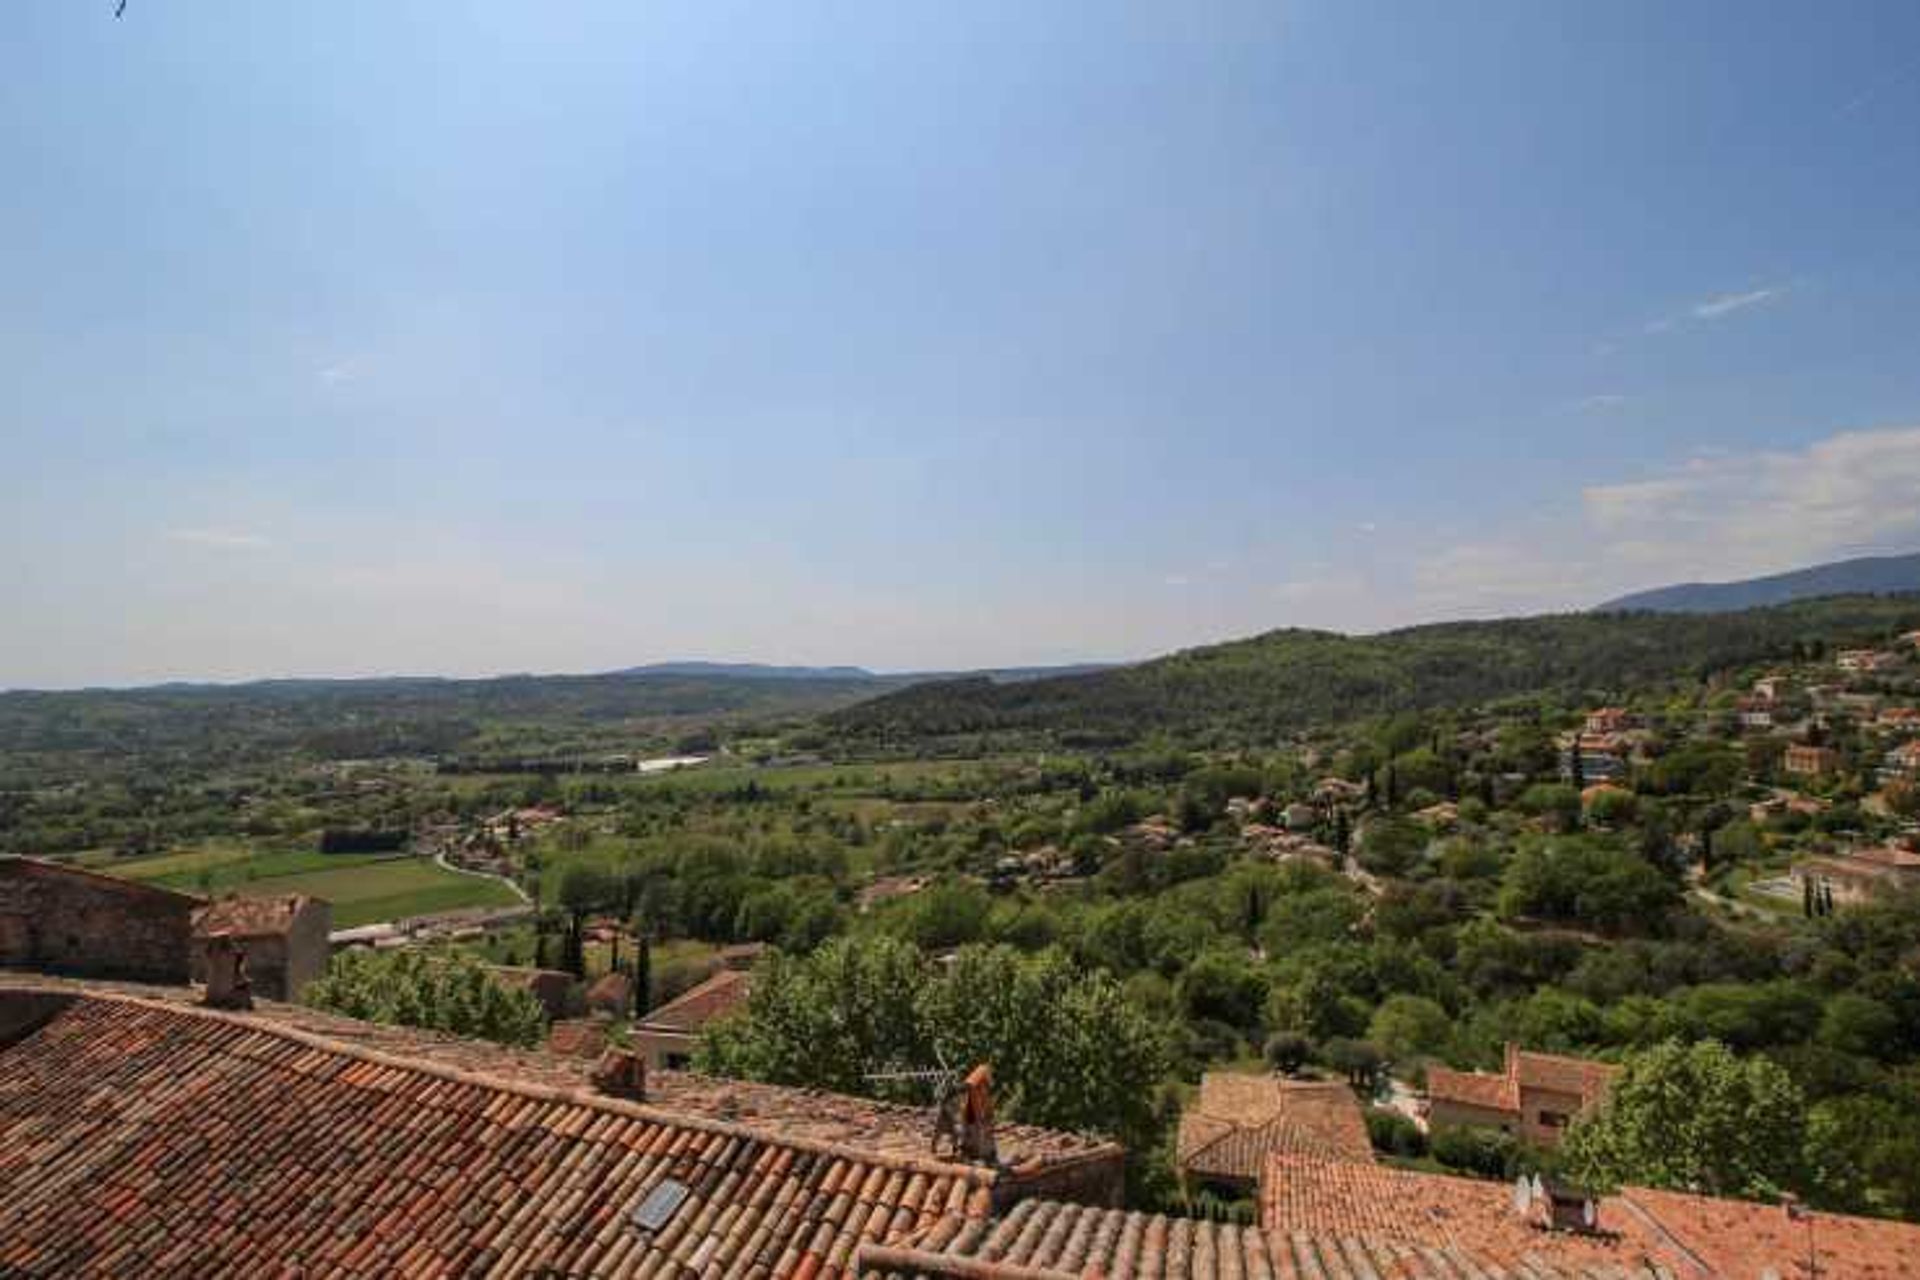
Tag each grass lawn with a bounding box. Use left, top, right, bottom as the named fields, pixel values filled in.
left=94, top=845, right=522, bottom=929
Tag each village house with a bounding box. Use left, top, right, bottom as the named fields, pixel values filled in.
left=1784, top=741, right=1842, bottom=777
left=189, top=893, right=332, bottom=1003
left=1751, top=673, right=1792, bottom=701
left=1881, top=706, right=1920, bottom=735
left=1798, top=844, right=1920, bottom=906
left=1312, top=776, right=1367, bottom=807
left=1838, top=648, right=1898, bottom=674
left=1426, top=1043, right=1618, bottom=1147
left=629, top=965, right=754, bottom=1071
left=487, top=963, right=575, bottom=1020
left=0, top=856, right=201, bottom=985
left=1882, top=739, right=1920, bottom=784
left=1562, top=732, right=1631, bottom=783
left=1734, top=694, right=1774, bottom=730
left=1583, top=707, right=1633, bottom=735
left=1175, top=1073, right=1373, bottom=1199
left=1281, top=800, right=1319, bottom=830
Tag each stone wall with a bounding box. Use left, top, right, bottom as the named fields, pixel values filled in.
left=0, top=858, right=198, bottom=984
left=282, top=899, right=333, bottom=1001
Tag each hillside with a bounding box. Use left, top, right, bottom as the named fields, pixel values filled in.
left=0, top=670, right=915, bottom=775
left=1597, top=552, right=1920, bottom=613
left=827, top=595, right=1920, bottom=746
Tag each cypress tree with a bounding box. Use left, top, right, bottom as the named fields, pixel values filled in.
left=633, top=932, right=653, bottom=1018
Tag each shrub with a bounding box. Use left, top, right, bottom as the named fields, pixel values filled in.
left=1365, top=1106, right=1428, bottom=1159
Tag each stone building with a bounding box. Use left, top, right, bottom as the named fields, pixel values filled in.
left=630, top=966, right=753, bottom=1071
left=0, top=856, right=200, bottom=984
left=189, top=894, right=333, bottom=1002
left=1426, top=1043, right=1618, bottom=1147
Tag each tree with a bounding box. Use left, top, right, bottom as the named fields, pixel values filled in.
left=697, top=937, right=1171, bottom=1163
left=632, top=929, right=653, bottom=1018
left=1367, top=994, right=1453, bottom=1064
left=1264, top=1031, right=1314, bottom=1075
left=1562, top=1039, right=1808, bottom=1199
left=305, top=950, right=545, bottom=1048
left=1321, top=1037, right=1386, bottom=1094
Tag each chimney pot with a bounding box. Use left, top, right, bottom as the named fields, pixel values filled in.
left=593, top=1048, right=647, bottom=1100
left=202, top=932, right=253, bottom=1011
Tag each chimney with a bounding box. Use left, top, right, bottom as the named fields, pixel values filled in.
left=959, top=1063, right=998, bottom=1164
left=1504, top=1041, right=1520, bottom=1082
left=592, top=1047, right=647, bottom=1101
left=201, top=932, right=253, bottom=1011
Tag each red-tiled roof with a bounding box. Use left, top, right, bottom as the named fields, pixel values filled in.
left=192, top=893, right=316, bottom=938
left=1176, top=1076, right=1374, bottom=1184
left=1616, top=1185, right=1920, bottom=1280
left=1261, top=1154, right=1680, bottom=1275
left=1261, top=1153, right=1920, bottom=1280
left=1513, top=1048, right=1619, bottom=1104
left=1427, top=1046, right=1617, bottom=1115
left=857, top=1196, right=1649, bottom=1279
left=639, top=966, right=753, bottom=1035
left=0, top=978, right=1118, bottom=1277
left=1426, top=1063, right=1517, bottom=1112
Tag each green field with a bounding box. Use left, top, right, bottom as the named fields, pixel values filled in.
left=90, top=844, right=523, bottom=929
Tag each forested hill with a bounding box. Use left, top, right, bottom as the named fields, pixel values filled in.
left=1596, top=552, right=1920, bottom=613
left=827, top=596, right=1920, bottom=747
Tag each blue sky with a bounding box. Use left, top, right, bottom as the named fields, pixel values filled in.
left=6, top=2, right=1920, bottom=686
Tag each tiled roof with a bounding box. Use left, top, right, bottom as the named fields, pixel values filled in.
left=856, top=1197, right=1647, bottom=1279
left=1425, top=1063, right=1516, bottom=1112
left=639, top=966, right=753, bottom=1035
left=1262, top=1153, right=1920, bottom=1280
left=192, top=893, right=315, bottom=938
left=1261, top=1154, right=1680, bottom=1276
left=0, top=976, right=1118, bottom=1277
left=1176, top=1077, right=1374, bottom=1184
left=1513, top=1048, right=1619, bottom=1104
left=1427, top=1046, right=1618, bottom=1115
left=0, top=854, right=202, bottom=906
left=1614, top=1186, right=1920, bottom=1280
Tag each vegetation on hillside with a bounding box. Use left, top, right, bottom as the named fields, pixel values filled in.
left=827, top=596, right=1920, bottom=747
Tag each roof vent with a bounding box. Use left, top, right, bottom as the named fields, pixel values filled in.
left=631, top=1179, right=689, bottom=1234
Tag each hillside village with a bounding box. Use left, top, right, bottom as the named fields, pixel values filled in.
left=8, top=606, right=1920, bottom=1273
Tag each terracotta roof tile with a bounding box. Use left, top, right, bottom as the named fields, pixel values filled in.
left=1513, top=1048, right=1619, bottom=1104
left=1425, top=1063, right=1518, bottom=1112
left=855, top=1196, right=1643, bottom=1279
left=191, top=893, right=314, bottom=938
left=636, top=966, right=753, bottom=1034
left=0, top=976, right=1117, bottom=1277
left=1178, top=1075, right=1374, bottom=1183
left=1261, top=1152, right=1920, bottom=1280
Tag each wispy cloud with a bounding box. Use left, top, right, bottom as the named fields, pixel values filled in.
left=1636, top=283, right=1790, bottom=338
left=317, top=358, right=363, bottom=384
left=1571, top=394, right=1628, bottom=412
left=165, top=528, right=272, bottom=550
left=1691, top=286, right=1784, bottom=320
left=1409, top=423, right=1920, bottom=619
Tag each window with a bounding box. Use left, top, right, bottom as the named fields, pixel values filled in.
left=1538, top=1110, right=1569, bottom=1128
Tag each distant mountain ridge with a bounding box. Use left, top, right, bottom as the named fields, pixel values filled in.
left=615, top=661, right=877, bottom=681
left=1597, top=552, right=1920, bottom=614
